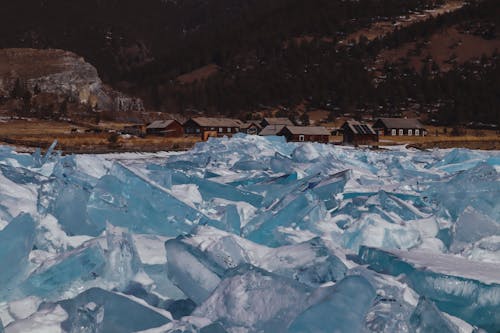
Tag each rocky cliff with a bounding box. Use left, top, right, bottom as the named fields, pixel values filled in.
left=0, top=48, right=143, bottom=112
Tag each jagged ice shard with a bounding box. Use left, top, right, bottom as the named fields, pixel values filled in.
left=0, top=135, right=499, bottom=332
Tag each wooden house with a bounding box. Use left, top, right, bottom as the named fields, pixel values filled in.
left=259, top=124, right=286, bottom=136
left=146, top=120, right=183, bottom=137
left=341, top=121, right=378, bottom=145
left=240, top=121, right=262, bottom=135
left=373, top=118, right=427, bottom=136
left=260, top=117, right=294, bottom=128
left=183, top=117, right=242, bottom=140
left=277, top=126, right=330, bottom=143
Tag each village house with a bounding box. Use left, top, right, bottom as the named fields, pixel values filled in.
left=341, top=120, right=378, bottom=145
left=146, top=120, right=184, bottom=137
left=372, top=118, right=427, bottom=136
left=240, top=121, right=262, bottom=135
left=260, top=117, right=294, bottom=128
left=277, top=126, right=330, bottom=143
left=183, top=117, right=242, bottom=140
left=259, top=124, right=286, bottom=136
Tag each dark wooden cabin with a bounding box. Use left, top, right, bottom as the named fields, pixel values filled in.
left=277, top=126, right=330, bottom=143
left=146, top=120, right=183, bottom=137
left=373, top=118, right=427, bottom=136
left=184, top=117, right=242, bottom=140
left=260, top=117, right=294, bottom=128
left=341, top=121, right=378, bottom=145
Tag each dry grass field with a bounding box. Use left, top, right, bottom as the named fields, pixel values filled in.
left=377, top=126, right=500, bottom=150
left=0, top=118, right=201, bottom=154
left=1, top=118, right=499, bottom=153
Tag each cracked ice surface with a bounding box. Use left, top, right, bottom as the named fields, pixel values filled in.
left=0, top=135, right=499, bottom=332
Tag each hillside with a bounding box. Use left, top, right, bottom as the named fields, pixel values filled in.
left=0, top=0, right=499, bottom=126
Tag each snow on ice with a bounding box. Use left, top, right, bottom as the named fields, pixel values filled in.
left=0, top=134, right=499, bottom=332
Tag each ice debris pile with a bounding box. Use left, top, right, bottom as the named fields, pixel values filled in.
left=0, top=134, right=499, bottom=333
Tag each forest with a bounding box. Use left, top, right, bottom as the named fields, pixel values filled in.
left=0, top=0, right=498, bottom=126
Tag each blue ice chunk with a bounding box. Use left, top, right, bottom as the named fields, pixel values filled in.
left=165, top=238, right=222, bottom=304
left=424, top=163, right=500, bottom=221
left=122, top=281, right=161, bottom=308
left=347, top=266, right=416, bottom=333
left=67, top=300, right=104, bottom=333
left=104, top=224, right=140, bottom=290
left=431, top=148, right=485, bottom=173
left=22, top=241, right=106, bottom=298
left=184, top=228, right=347, bottom=287
left=87, top=163, right=214, bottom=236
left=53, top=183, right=94, bottom=236
left=341, top=214, right=422, bottom=252
left=244, top=190, right=325, bottom=246
left=270, top=152, right=294, bottom=174
left=231, top=159, right=268, bottom=171
left=0, top=213, right=36, bottom=291
left=194, top=264, right=312, bottom=332
left=170, top=171, right=263, bottom=207
left=58, top=287, right=170, bottom=333
left=0, top=163, right=44, bottom=185
left=166, top=299, right=197, bottom=319
left=358, top=246, right=500, bottom=331
left=142, top=264, right=186, bottom=299
left=219, top=204, right=240, bottom=234
left=451, top=207, right=500, bottom=252
left=265, top=237, right=348, bottom=287
left=310, top=170, right=349, bottom=209
left=0, top=317, right=3, bottom=333
left=200, top=323, right=228, bottom=333
left=410, top=297, right=459, bottom=333
left=41, top=140, right=59, bottom=165
left=288, top=275, right=376, bottom=333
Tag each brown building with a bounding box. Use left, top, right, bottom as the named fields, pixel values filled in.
left=183, top=117, right=242, bottom=140
left=259, top=124, right=286, bottom=136
left=146, top=120, right=184, bottom=137
left=260, top=117, right=294, bottom=128
left=277, top=126, right=330, bottom=143
left=240, top=121, right=262, bottom=135
left=373, top=118, right=427, bottom=136
left=341, top=121, right=378, bottom=145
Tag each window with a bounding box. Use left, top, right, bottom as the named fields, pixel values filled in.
left=235, top=128, right=239, bottom=132
left=415, top=129, right=420, bottom=136
left=299, top=135, right=305, bottom=142
left=227, top=128, right=231, bottom=133
left=391, top=129, right=397, bottom=136
left=196, top=128, right=200, bottom=133
left=408, top=129, right=413, bottom=136
left=399, top=129, right=404, bottom=136
left=219, top=127, right=223, bottom=133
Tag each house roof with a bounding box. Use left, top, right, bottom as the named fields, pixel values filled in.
left=190, top=117, right=243, bottom=127
left=281, top=126, right=330, bottom=136
left=240, top=121, right=262, bottom=130
left=259, top=124, right=285, bottom=136
left=147, top=120, right=177, bottom=129
left=263, top=117, right=294, bottom=126
left=375, top=118, right=424, bottom=129
left=343, top=121, right=377, bottom=135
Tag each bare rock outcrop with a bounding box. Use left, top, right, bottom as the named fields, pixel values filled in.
left=0, top=48, right=143, bottom=112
